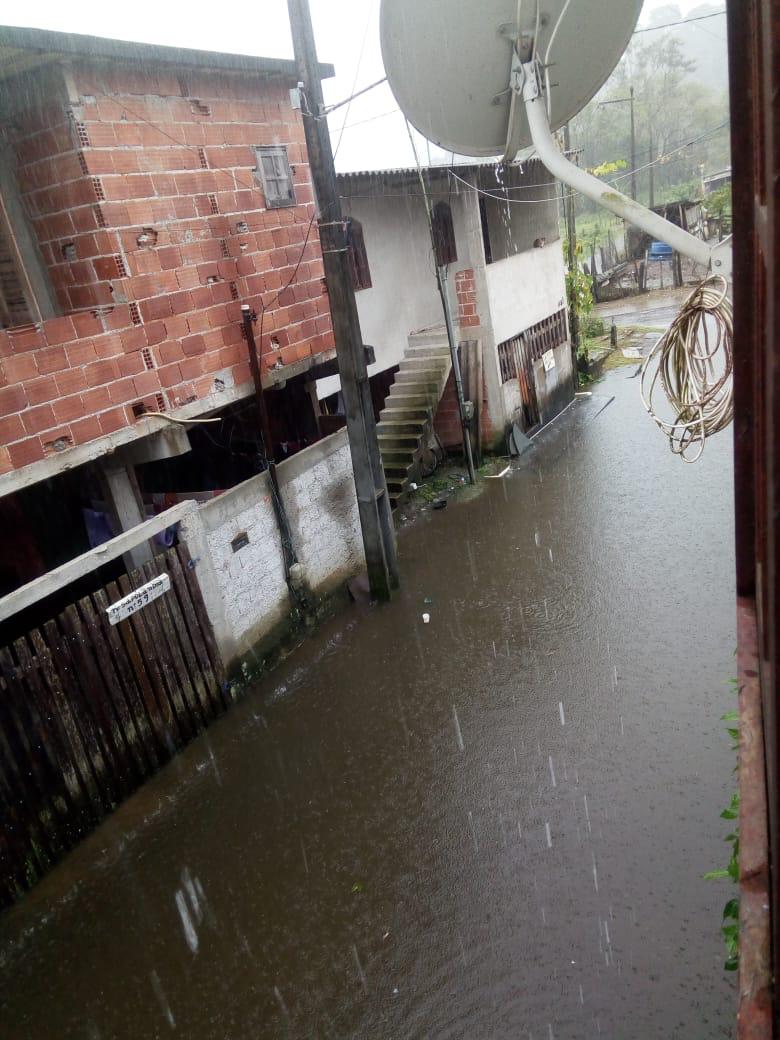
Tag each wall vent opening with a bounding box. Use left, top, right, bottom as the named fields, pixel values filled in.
left=92, top=177, right=106, bottom=202
left=77, top=151, right=89, bottom=175
left=76, top=123, right=90, bottom=147
left=129, top=302, right=142, bottom=325
left=198, top=147, right=209, bottom=169
left=208, top=194, right=219, bottom=214
left=94, top=205, right=107, bottom=229
left=190, top=100, right=211, bottom=117
left=141, top=347, right=155, bottom=371
left=114, top=254, right=128, bottom=278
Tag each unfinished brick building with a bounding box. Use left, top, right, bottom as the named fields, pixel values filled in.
left=0, top=26, right=340, bottom=600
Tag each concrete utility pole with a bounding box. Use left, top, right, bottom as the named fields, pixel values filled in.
left=598, top=89, right=637, bottom=201
left=287, top=0, right=399, bottom=600
left=562, top=123, right=580, bottom=374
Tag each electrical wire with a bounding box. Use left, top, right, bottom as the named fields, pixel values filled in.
left=633, top=11, right=726, bottom=33
left=332, top=0, right=375, bottom=161
left=639, top=274, right=733, bottom=463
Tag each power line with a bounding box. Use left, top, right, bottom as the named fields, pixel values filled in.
left=633, top=10, right=726, bottom=33
left=332, top=0, right=375, bottom=160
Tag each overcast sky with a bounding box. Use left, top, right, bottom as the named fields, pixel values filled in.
left=2, top=1, right=725, bottom=172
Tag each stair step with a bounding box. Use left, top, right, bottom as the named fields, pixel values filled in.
left=408, top=330, right=448, bottom=346
left=405, top=344, right=451, bottom=358
left=380, top=407, right=430, bottom=421
left=399, top=356, right=449, bottom=369
left=395, top=369, right=446, bottom=384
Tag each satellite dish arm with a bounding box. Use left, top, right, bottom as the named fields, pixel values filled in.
left=520, top=63, right=731, bottom=277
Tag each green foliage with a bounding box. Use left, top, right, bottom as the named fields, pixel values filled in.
left=569, top=32, right=730, bottom=215
left=706, top=185, right=732, bottom=219
left=581, top=314, right=605, bottom=339
left=705, top=701, right=740, bottom=972
left=588, top=158, right=629, bottom=177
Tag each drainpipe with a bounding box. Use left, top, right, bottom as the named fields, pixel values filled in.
left=241, top=305, right=307, bottom=611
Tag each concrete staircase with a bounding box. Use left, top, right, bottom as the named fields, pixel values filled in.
left=377, top=328, right=451, bottom=506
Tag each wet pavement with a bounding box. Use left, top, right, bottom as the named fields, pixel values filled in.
left=0, top=368, right=736, bottom=1039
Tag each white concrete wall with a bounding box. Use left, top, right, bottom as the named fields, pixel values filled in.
left=197, top=429, right=363, bottom=658
left=317, top=189, right=475, bottom=399
left=485, top=242, right=568, bottom=347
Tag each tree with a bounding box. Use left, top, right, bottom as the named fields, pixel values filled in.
left=569, top=32, right=730, bottom=213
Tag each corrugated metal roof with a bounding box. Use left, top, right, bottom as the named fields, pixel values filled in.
left=0, top=25, right=334, bottom=82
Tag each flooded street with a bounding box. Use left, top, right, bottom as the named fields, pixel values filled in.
left=0, top=367, right=736, bottom=1039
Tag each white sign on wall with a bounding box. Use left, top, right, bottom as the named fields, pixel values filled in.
left=106, top=573, right=171, bottom=626
left=542, top=349, right=556, bottom=372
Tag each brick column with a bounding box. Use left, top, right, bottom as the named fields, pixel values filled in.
left=455, top=268, right=479, bottom=328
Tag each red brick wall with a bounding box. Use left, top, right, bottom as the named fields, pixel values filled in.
left=0, top=61, right=333, bottom=476
left=433, top=367, right=493, bottom=451
left=455, top=268, right=479, bottom=328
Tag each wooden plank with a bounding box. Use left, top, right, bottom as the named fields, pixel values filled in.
left=0, top=501, right=197, bottom=623
left=90, top=588, right=159, bottom=774
left=25, top=628, right=101, bottom=837
left=76, top=595, right=148, bottom=785
left=141, top=559, right=204, bottom=734
left=117, top=572, right=186, bottom=753
left=104, top=579, right=175, bottom=760
left=13, top=635, right=81, bottom=842
left=176, top=544, right=227, bottom=696
left=40, top=620, right=111, bottom=818
left=122, top=565, right=194, bottom=743
left=161, top=554, right=215, bottom=723
left=59, top=604, right=132, bottom=802
left=0, top=646, right=59, bottom=870
left=167, top=548, right=225, bottom=716
left=0, top=666, right=47, bottom=898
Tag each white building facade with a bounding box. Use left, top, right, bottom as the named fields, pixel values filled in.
left=321, top=161, right=573, bottom=451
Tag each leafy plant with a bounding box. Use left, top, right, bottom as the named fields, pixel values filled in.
left=704, top=700, right=740, bottom=972
left=588, top=158, right=628, bottom=177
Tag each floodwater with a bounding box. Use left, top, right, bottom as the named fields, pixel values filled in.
left=0, top=368, right=736, bottom=1039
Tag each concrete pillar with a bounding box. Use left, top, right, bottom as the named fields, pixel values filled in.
left=99, top=462, right=154, bottom=572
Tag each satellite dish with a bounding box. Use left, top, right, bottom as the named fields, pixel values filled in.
left=380, top=0, right=643, bottom=157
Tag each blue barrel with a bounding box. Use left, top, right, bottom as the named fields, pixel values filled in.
left=648, top=241, right=673, bottom=260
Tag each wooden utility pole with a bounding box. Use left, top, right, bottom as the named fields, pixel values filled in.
left=287, top=0, right=398, bottom=600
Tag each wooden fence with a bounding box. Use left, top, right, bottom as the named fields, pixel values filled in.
left=0, top=544, right=228, bottom=908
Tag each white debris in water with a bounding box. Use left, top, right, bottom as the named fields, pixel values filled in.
left=422, top=612, right=430, bottom=624
left=579, top=984, right=585, bottom=1005
left=352, top=943, right=368, bottom=993
left=150, top=970, right=176, bottom=1029
left=548, top=756, right=557, bottom=788
left=273, top=985, right=289, bottom=1017
left=175, top=890, right=198, bottom=953
left=558, top=701, right=566, bottom=726
left=592, top=851, right=599, bottom=893
left=620, top=714, right=625, bottom=736
left=468, top=810, right=479, bottom=852
left=535, top=530, right=541, bottom=546
left=545, top=822, right=552, bottom=848
left=541, top=906, right=547, bottom=925
left=583, top=794, right=592, bottom=834
left=452, top=706, right=464, bottom=751
left=548, top=548, right=553, bottom=563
